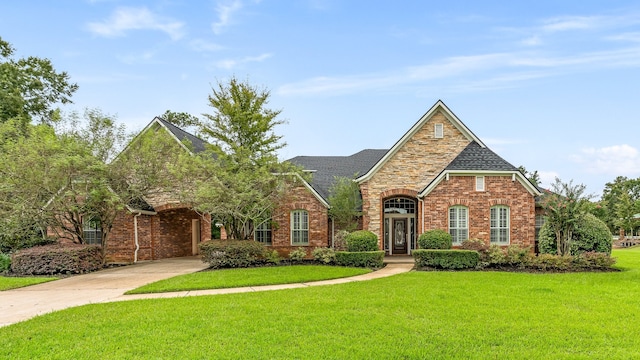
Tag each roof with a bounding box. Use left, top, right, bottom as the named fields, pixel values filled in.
left=155, top=117, right=207, bottom=153
left=445, top=141, right=518, bottom=171
left=288, top=149, right=388, bottom=200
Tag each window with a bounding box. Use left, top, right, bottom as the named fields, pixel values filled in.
left=434, top=123, right=444, bottom=138
left=449, top=206, right=468, bottom=244
left=83, top=217, right=102, bottom=245
left=254, top=219, right=272, bottom=245
left=384, top=197, right=416, bottom=214
left=476, top=176, right=485, bottom=191
left=535, top=214, right=545, bottom=240
left=490, top=206, right=510, bottom=244
left=291, top=210, right=309, bottom=245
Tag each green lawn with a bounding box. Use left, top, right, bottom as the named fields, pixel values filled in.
left=1, top=248, right=639, bottom=359
left=126, top=265, right=372, bottom=294
left=0, top=276, right=56, bottom=291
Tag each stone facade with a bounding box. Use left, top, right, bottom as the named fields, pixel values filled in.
left=362, top=110, right=471, bottom=244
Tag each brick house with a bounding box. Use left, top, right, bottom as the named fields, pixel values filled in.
left=75, top=100, right=540, bottom=262
left=265, top=100, right=542, bottom=255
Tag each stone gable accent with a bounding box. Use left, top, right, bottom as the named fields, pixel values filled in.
left=363, top=110, right=471, bottom=243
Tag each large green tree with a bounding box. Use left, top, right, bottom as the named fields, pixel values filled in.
left=327, top=176, right=362, bottom=232
left=178, top=77, right=296, bottom=239
left=600, top=176, right=640, bottom=234
left=0, top=37, right=78, bottom=128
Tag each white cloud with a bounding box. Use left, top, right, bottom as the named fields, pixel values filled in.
left=540, top=16, right=600, bottom=33
left=87, top=7, right=185, bottom=40
left=537, top=171, right=560, bottom=190
left=189, top=39, right=224, bottom=52
left=571, top=144, right=640, bottom=175
left=214, top=53, right=273, bottom=69
left=212, top=0, right=243, bottom=35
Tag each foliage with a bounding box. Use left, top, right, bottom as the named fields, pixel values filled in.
left=0, top=37, right=78, bottom=127
left=486, top=244, right=507, bottom=266
left=539, top=213, right=612, bottom=255
left=177, top=77, right=297, bottom=239
left=344, top=230, right=378, bottom=252
left=160, top=110, right=202, bottom=134
left=418, top=229, right=452, bottom=250
left=413, top=249, right=479, bottom=269
left=459, top=238, right=489, bottom=262
left=327, top=176, right=362, bottom=231
left=288, top=247, right=307, bottom=262
left=265, top=250, right=281, bottom=265
left=0, top=252, right=11, bottom=272
left=126, top=265, right=370, bottom=294
left=332, top=229, right=349, bottom=251
left=0, top=232, right=56, bottom=254
left=518, top=165, right=540, bottom=186
left=199, top=240, right=267, bottom=269
left=540, top=178, right=593, bottom=256
left=599, top=176, right=640, bottom=233
left=312, top=247, right=336, bottom=264
left=335, top=251, right=384, bottom=268
left=10, top=244, right=103, bottom=275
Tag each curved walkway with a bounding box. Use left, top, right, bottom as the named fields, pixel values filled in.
left=0, top=257, right=413, bottom=328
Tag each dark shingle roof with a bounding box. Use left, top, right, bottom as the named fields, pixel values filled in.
left=156, top=117, right=208, bottom=153
left=288, top=149, right=388, bottom=200
left=445, top=141, right=518, bottom=171
left=128, top=197, right=155, bottom=212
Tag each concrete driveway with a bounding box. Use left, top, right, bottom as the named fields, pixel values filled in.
left=0, top=256, right=209, bottom=328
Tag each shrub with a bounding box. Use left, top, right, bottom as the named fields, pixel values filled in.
left=571, top=251, right=617, bottom=270
left=11, top=244, right=103, bottom=275
left=0, top=234, right=56, bottom=254
left=413, top=249, right=479, bottom=270
left=527, top=253, right=573, bottom=271
left=333, top=230, right=349, bottom=251
left=344, top=230, right=378, bottom=252
left=505, top=245, right=533, bottom=267
left=312, top=247, right=336, bottom=264
left=199, top=240, right=267, bottom=269
left=418, top=229, right=452, bottom=250
left=335, top=251, right=384, bottom=268
left=460, top=238, right=489, bottom=260
left=0, top=252, right=11, bottom=272
left=539, top=213, right=612, bottom=255
left=289, top=247, right=307, bottom=262
left=265, top=250, right=281, bottom=265
left=486, top=245, right=507, bottom=266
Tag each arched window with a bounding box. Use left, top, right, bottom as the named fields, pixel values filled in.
left=383, top=197, right=416, bottom=214
left=490, top=206, right=510, bottom=244
left=291, top=210, right=309, bottom=245
left=449, top=206, right=468, bottom=244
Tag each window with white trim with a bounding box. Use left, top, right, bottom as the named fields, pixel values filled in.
left=449, top=206, right=468, bottom=244
left=476, top=176, right=485, bottom=191
left=434, top=123, right=444, bottom=138
left=490, top=206, right=510, bottom=244
left=254, top=219, right=272, bottom=245
left=291, top=210, right=309, bottom=245
left=83, top=217, right=102, bottom=245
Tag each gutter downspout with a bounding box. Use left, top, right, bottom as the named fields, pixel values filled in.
left=134, top=212, right=141, bottom=263
left=420, top=198, right=424, bottom=237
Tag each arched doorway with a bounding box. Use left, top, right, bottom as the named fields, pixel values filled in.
left=383, top=197, right=417, bottom=255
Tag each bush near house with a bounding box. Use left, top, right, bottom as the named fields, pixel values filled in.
left=413, top=249, right=479, bottom=269
left=312, top=247, right=336, bottom=264
left=11, top=244, right=103, bottom=275
left=344, top=230, right=378, bottom=252
left=418, top=229, right=452, bottom=249
left=199, top=240, right=267, bottom=269
left=288, top=247, right=307, bottom=263
left=0, top=252, right=11, bottom=272
left=539, top=213, right=613, bottom=255
left=335, top=251, right=384, bottom=269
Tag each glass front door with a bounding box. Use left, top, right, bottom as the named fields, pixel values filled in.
left=393, top=218, right=407, bottom=253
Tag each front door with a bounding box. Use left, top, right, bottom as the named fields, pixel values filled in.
left=393, top=218, right=407, bottom=253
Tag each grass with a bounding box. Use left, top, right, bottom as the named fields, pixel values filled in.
left=1, top=248, right=639, bottom=359
left=0, top=276, right=56, bottom=291
left=125, top=265, right=372, bottom=294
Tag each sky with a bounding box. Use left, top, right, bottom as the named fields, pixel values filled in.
left=2, top=0, right=640, bottom=199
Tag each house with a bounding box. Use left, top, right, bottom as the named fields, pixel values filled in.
left=264, top=100, right=542, bottom=255
left=84, top=100, right=541, bottom=262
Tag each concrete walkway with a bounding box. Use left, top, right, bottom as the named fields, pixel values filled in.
left=0, top=257, right=414, bottom=328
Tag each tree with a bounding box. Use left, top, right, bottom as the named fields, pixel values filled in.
left=518, top=166, right=540, bottom=187
left=327, top=176, right=362, bottom=232
left=180, top=77, right=296, bottom=239
left=160, top=110, right=202, bottom=135
left=0, top=37, right=78, bottom=127
left=539, top=213, right=612, bottom=255
left=600, top=176, right=640, bottom=233
left=540, top=178, right=593, bottom=256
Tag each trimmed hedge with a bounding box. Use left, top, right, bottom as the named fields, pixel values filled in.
left=418, top=229, right=452, bottom=249
left=335, top=251, right=384, bottom=268
left=539, top=213, right=612, bottom=255
left=413, top=249, right=479, bottom=269
left=199, top=240, right=267, bottom=269
left=11, top=244, right=103, bottom=275
left=344, top=230, right=379, bottom=252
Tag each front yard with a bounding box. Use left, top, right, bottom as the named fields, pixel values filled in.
left=1, top=248, right=639, bottom=359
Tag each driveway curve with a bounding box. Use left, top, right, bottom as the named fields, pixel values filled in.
left=0, top=257, right=413, bottom=328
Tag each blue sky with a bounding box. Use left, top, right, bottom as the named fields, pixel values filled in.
left=2, top=0, right=640, bottom=198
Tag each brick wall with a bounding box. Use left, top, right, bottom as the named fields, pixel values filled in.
left=271, top=184, right=330, bottom=257
left=423, top=175, right=536, bottom=247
